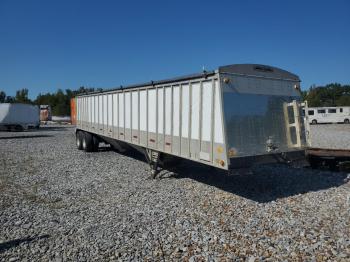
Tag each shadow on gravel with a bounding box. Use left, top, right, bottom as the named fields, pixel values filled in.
left=0, top=126, right=71, bottom=133
left=0, top=234, right=49, bottom=253
left=36, top=126, right=71, bottom=132
left=107, top=147, right=146, bottom=162
left=163, top=160, right=349, bottom=203
left=0, top=135, right=53, bottom=140
left=99, top=146, right=348, bottom=203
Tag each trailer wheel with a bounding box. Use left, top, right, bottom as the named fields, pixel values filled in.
left=82, top=132, right=94, bottom=152
left=344, top=119, right=349, bottom=124
left=92, top=135, right=99, bottom=152
left=76, top=131, right=83, bottom=150
left=81, top=132, right=87, bottom=151
left=311, top=119, right=317, bottom=125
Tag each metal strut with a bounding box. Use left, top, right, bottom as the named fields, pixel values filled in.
left=145, top=149, right=160, bottom=179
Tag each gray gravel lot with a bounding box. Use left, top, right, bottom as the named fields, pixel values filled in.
left=0, top=125, right=349, bottom=261
left=310, top=124, right=350, bottom=149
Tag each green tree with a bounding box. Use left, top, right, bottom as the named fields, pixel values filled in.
left=0, top=91, right=6, bottom=103
left=302, top=83, right=350, bottom=107
left=5, top=96, right=15, bottom=103
left=15, top=88, right=31, bottom=104
left=300, top=90, right=307, bottom=102
left=34, top=87, right=97, bottom=116
left=336, top=95, right=350, bottom=106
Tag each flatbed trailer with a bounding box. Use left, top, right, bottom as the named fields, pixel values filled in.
left=72, top=64, right=307, bottom=177
left=306, top=147, right=350, bottom=170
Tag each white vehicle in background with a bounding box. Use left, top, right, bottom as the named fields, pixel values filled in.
left=0, top=103, right=40, bottom=131
left=306, top=107, right=350, bottom=124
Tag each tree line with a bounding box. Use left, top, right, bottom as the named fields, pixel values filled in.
left=0, top=83, right=349, bottom=116
left=301, top=83, right=350, bottom=107
left=0, top=87, right=99, bottom=116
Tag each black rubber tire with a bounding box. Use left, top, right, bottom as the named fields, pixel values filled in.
left=344, top=119, right=349, bottom=124
left=76, top=131, right=83, bottom=150
left=311, top=120, right=317, bottom=125
left=82, top=132, right=94, bottom=152
left=92, top=135, right=99, bottom=152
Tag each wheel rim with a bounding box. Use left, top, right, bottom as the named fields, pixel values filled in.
left=76, top=136, right=80, bottom=147
left=82, top=138, right=86, bottom=149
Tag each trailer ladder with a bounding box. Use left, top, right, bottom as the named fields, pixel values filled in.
left=283, top=100, right=303, bottom=148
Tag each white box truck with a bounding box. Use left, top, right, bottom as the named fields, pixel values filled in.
left=73, top=64, right=306, bottom=177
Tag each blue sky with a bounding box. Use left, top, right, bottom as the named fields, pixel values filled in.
left=0, top=0, right=349, bottom=99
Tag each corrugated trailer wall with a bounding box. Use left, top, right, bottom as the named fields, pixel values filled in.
left=76, top=76, right=228, bottom=169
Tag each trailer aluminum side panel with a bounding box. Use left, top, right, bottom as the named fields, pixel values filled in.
left=76, top=74, right=228, bottom=169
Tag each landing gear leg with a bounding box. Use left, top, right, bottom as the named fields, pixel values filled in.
left=145, top=149, right=160, bottom=179
left=151, top=161, right=159, bottom=179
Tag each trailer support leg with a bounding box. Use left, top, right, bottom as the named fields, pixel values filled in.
left=145, top=149, right=160, bottom=179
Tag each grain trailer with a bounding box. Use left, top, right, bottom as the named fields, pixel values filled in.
left=74, top=64, right=306, bottom=177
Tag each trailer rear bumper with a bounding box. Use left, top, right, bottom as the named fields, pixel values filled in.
left=228, top=149, right=306, bottom=169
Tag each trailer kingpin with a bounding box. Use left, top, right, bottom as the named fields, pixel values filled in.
left=71, top=64, right=307, bottom=178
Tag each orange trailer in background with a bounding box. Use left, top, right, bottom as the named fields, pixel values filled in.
left=70, top=98, right=77, bottom=125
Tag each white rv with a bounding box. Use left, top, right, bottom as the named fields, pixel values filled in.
left=306, top=107, right=350, bottom=124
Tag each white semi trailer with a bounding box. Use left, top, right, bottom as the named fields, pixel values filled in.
left=0, top=103, right=40, bottom=131
left=74, top=64, right=306, bottom=177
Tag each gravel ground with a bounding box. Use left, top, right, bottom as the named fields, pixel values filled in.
left=0, top=125, right=349, bottom=261
left=310, top=124, right=350, bottom=149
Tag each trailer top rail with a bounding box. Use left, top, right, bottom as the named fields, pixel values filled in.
left=76, top=64, right=300, bottom=97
